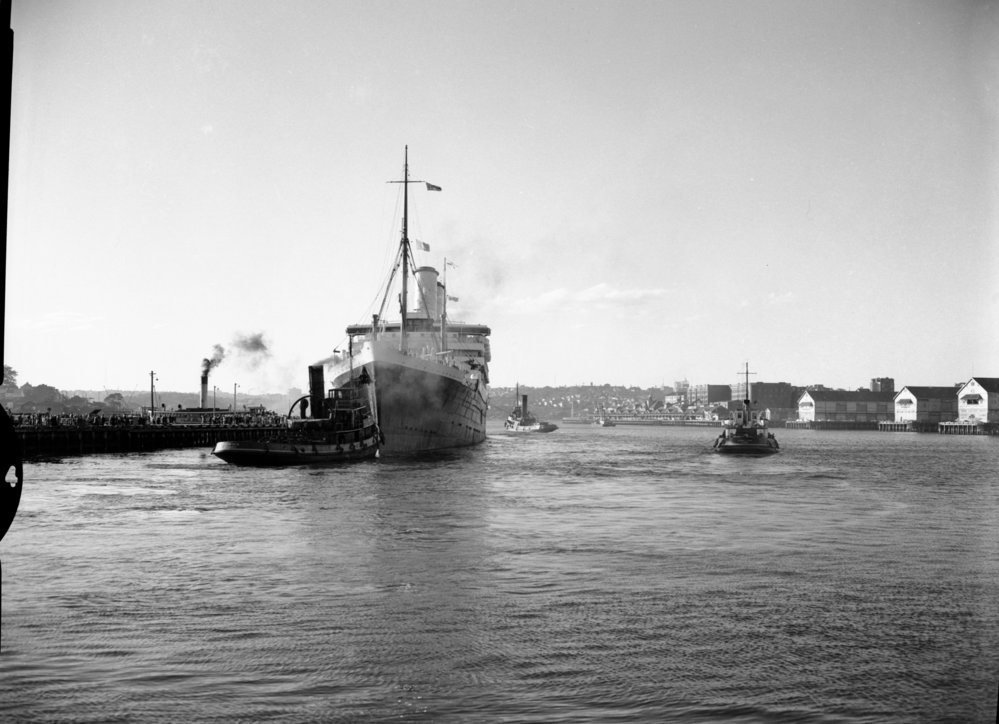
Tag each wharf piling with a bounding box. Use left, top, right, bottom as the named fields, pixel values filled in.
left=784, top=421, right=879, bottom=431
left=938, top=422, right=999, bottom=436
left=877, top=421, right=940, bottom=433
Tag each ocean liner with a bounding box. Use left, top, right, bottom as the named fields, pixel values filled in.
left=326, top=148, right=491, bottom=454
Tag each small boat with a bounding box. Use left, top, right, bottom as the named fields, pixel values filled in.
left=505, top=390, right=558, bottom=433
left=213, top=370, right=380, bottom=466
left=713, top=364, right=780, bottom=455
left=595, top=416, right=616, bottom=427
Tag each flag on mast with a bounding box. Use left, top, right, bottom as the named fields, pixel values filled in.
left=425, top=183, right=442, bottom=191
left=414, top=240, right=430, bottom=251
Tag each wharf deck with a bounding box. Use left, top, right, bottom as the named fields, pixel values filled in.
left=787, top=420, right=998, bottom=435
left=14, top=424, right=285, bottom=459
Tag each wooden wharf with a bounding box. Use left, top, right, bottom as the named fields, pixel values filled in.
left=561, top=414, right=721, bottom=427
left=14, top=424, right=285, bottom=460
left=784, top=421, right=879, bottom=431
left=787, top=420, right=998, bottom=435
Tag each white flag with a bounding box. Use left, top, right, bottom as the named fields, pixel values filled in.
left=414, top=240, right=430, bottom=251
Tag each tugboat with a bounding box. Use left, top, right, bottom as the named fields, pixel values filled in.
left=213, top=366, right=380, bottom=466
left=713, top=364, right=780, bottom=455
left=505, top=390, right=558, bottom=433
left=594, top=408, right=616, bottom=427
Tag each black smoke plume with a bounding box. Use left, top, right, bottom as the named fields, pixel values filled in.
left=201, top=344, right=226, bottom=375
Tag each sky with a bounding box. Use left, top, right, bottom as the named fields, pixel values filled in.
left=5, top=0, right=998, bottom=396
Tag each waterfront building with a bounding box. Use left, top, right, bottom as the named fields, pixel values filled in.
left=749, top=382, right=803, bottom=423
left=893, top=386, right=960, bottom=424
left=956, top=377, right=999, bottom=423
left=870, top=377, right=895, bottom=394
left=688, top=384, right=731, bottom=406
left=796, top=390, right=895, bottom=423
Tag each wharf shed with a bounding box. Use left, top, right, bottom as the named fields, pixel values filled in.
left=796, top=389, right=894, bottom=423
left=893, top=386, right=961, bottom=424
left=751, top=382, right=803, bottom=423
left=956, top=377, right=999, bottom=423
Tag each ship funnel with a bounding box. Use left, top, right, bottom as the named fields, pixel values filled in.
left=308, top=365, right=325, bottom=419
left=200, top=374, right=208, bottom=409
left=415, top=266, right=439, bottom=319
left=522, top=394, right=528, bottom=414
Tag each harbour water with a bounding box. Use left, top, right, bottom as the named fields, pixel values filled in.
left=2, top=425, right=997, bottom=722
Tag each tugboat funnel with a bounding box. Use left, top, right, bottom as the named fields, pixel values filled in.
left=308, top=365, right=325, bottom=419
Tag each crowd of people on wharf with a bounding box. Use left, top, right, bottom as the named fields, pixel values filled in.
left=7, top=410, right=284, bottom=429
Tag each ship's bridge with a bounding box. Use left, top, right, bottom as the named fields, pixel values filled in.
left=346, top=322, right=491, bottom=337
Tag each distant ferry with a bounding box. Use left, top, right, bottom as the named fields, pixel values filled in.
left=326, top=148, right=491, bottom=454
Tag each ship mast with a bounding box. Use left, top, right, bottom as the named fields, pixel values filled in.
left=399, top=147, right=411, bottom=352
left=388, top=146, right=439, bottom=353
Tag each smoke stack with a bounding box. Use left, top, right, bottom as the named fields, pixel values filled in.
left=201, top=374, right=209, bottom=409
left=415, top=266, right=439, bottom=319
left=308, top=365, right=325, bottom=419
left=522, top=394, right=528, bottom=414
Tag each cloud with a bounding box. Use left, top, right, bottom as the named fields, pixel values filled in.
left=766, top=291, right=795, bottom=305
left=496, top=283, right=673, bottom=314
left=18, top=311, right=103, bottom=331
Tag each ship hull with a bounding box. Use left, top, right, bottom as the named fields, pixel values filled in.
left=504, top=421, right=558, bottom=433
left=331, top=343, right=488, bottom=454
left=212, top=438, right=378, bottom=466
left=713, top=429, right=780, bottom=455
left=713, top=440, right=779, bottom=455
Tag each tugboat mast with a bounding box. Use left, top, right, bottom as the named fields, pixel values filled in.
left=740, top=362, right=756, bottom=408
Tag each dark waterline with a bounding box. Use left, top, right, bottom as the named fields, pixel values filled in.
left=2, top=426, right=997, bottom=722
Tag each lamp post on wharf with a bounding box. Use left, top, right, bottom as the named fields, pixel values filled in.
left=213, top=386, right=217, bottom=414
left=149, top=371, right=157, bottom=420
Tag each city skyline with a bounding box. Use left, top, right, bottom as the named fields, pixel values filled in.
left=5, top=1, right=998, bottom=394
